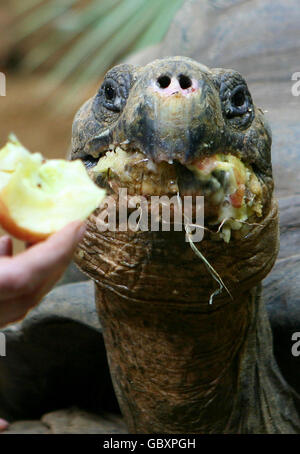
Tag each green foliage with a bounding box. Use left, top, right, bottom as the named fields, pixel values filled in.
left=14, top=0, right=184, bottom=88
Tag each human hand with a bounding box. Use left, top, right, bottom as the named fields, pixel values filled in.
left=0, top=221, right=86, bottom=328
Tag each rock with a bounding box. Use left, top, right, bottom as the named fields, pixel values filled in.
left=264, top=255, right=300, bottom=400
left=41, top=408, right=127, bottom=434
left=2, top=420, right=49, bottom=434
left=263, top=195, right=300, bottom=399
left=0, top=281, right=118, bottom=421
left=277, top=196, right=300, bottom=260
left=130, top=0, right=300, bottom=81
left=55, top=261, right=89, bottom=288
left=2, top=408, right=127, bottom=434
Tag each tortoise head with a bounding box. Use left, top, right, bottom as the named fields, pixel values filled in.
left=71, top=56, right=278, bottom=304
left=72, top=56, right=272, bottom=163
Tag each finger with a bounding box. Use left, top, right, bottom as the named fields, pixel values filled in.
left=0, top=236, right=12, bottom=257
left=0, top=418, right=9, bottom=432
left=0, top=221, right=86, bottom=301
left=0, top=293, right=38, bottom=327
left=17, top=220, right=86, bottom=272
left=0, top=265, right=64, bottom=327
left=0, top=290, right=40, bottom=327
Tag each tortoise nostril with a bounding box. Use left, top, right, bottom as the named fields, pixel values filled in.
left=178, top=74, right=192, bottom=89
left=157, top=75, right=171, bottom=89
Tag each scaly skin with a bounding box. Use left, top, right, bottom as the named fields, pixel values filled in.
left=71, top=57, right=300, bottom=433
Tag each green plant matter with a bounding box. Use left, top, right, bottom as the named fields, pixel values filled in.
left=13, top=0, right=184, bottom=89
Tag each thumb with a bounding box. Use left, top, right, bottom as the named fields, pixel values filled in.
left=15, top=221, right=86, bottom=276
left=0, top=236, right=12, bottom=257
left=0, top=418, right=9, bottom=431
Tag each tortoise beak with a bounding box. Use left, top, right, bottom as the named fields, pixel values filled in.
left=110, top=74, right=224, bottom=165
left=85, top=128, right=114, bottom=158
left=72, top=63, right=225, bottom=165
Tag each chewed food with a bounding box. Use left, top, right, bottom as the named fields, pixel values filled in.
left=92, top=146, right=263, bottom=243
left=93, top=146, right=178, bottom=196
left=187, top=154, right=263, bottom=242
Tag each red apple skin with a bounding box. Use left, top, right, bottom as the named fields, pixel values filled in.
left=0, top=198, right=50, bottom=243
left=193, top=156, right=218, bottom=174
left=229, top=184, right=245, bottom=208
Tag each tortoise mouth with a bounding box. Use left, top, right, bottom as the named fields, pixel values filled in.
left=81, top=144, right=265, bottom=243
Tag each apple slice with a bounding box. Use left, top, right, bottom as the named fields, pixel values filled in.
left=0, top=136, right=106, bottom=243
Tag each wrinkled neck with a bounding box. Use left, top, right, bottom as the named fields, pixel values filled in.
left=96, top=285, right=250, bottom=433
left=75, top=200, right=279, bottom=306
left=96, top=284, right=300, bottom=433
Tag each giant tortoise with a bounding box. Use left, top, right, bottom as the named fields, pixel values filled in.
left=0, top=0, right=300, bottom=434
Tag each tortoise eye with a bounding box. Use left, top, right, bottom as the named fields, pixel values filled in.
left=217, top=73, right=254, bottom=129
left=96, top=67, right=133, bottom=114
left=231, top=87, right=246, bottom=108
left=227, top=85, right=249, bottom=117
left=220, top=81, right=252, bottom=121
left=99, top=78, right=123, bottom=112
left=105, top=84, right=116, bottom=101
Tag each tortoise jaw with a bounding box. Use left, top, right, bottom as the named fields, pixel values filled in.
left=79, top=142, right=266, bottom=243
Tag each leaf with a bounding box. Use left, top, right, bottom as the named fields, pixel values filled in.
left=131, top=0, right=184, bottom=52
left=13, top=0, right=184, bottom=105
left=22, top=0, right=122, bottom=71
left=71, top=0, right=165, bottom=85
left=15, top=0, right=78, bottom=41
left=47, top=0, right=147, bottom=85
left=13, top=0, right=47, bottom=15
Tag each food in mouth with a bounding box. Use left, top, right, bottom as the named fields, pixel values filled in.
left=0, top=137, right=105, bottom=242
left=92, top=146, right=178, bottom=196
left=92, top=146, right=263, bottom=242
left=187, top=154, right=262, bottom=242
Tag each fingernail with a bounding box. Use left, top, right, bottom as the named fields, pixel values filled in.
left=75, top=223, right=87, bottom=243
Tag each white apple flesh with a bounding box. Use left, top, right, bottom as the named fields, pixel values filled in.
left=0, top=137, right=106, bottom=242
